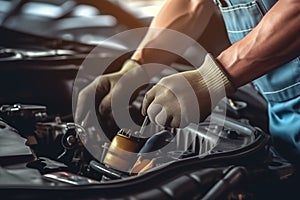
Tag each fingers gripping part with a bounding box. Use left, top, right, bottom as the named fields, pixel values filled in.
left=141, top=53, right=235, bottom=128
left=99, top=93, right=112, bottom=116
left=142, top=90, right=155, bottom=116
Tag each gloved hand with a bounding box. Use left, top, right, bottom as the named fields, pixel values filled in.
left=75, top=60, right=143, bottom=129
left=142, top=53, right=235, bottom=128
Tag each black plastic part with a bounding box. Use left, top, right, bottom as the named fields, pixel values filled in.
left=160, top=167, right=225, bottom=200
left=128, top=188, right=170, bottom=200
left=139, top=130, right=174, bottom=154
left=89, top=160, right=129, bottom=180
left=0, top=104, right=48, bottom=136
left=202, top=166, right=248, bottom=200
left=0, top=119, right=34, bottom=166
left=26, top=157, right=68, bottom=175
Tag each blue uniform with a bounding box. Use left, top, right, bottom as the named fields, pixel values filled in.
left=215, top=0, right=300, bottom=163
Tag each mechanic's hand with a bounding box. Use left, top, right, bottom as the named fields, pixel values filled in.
left=142, top=54, right=235, bottom=128
left=75, top=60, right=143, bottom=126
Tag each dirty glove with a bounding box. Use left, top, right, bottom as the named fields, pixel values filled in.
left=142, top=53, right=235, bottom=128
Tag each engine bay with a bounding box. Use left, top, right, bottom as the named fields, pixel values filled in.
left=0, top=103, right=264, bottom=179
left=0, top=101, right=296, bottom=200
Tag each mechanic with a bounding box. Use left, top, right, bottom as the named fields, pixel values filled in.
left=76, top=0, right=300, bottom=165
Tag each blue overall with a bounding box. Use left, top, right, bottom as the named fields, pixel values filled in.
left=216, top=0, right=300, bottom=164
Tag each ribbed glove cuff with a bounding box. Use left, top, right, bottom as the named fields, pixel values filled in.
left=199, top=53, right=235, bottom=96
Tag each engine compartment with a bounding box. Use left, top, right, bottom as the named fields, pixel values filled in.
left=0, top=103, right=265, bottom=177
left=0, top=102, right=296, bottom=200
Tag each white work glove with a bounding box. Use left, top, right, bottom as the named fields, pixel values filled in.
left=142, top=54, right=235, bottom=128
left=75, top=60, right=144, bottom=135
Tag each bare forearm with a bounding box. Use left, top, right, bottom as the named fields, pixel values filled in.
left=217, top=0, right=300, bottom=87
left=131, top=0, right=217, bottom=65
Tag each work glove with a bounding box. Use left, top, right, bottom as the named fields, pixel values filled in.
left=142, top=53, right=235, bottom=128
left=75, top=60, right=145, bottom=139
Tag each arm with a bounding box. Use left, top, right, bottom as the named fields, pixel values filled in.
left=131, top=0, right=228, bottom=65
left=141, top=0, right=300, bottom=128
left=217, top=0, right=300, bottom=87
